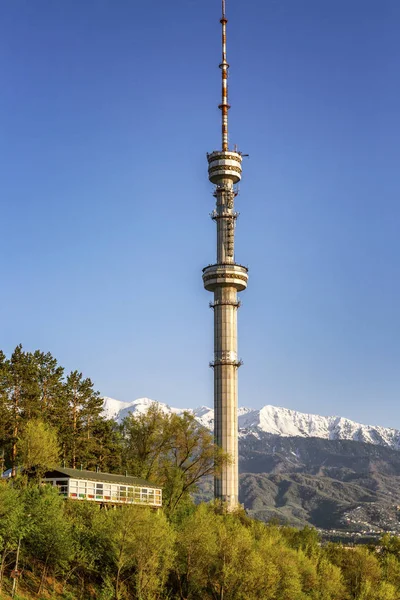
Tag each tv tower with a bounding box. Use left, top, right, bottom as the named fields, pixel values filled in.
left=202, top=0, right=248, bottom=509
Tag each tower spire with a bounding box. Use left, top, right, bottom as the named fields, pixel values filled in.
left=220, top=0, right=230, bottom=151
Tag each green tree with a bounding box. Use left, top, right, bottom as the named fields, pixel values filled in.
left=205, top=512, right=276, bottom=600
left=374, top=580, right=398, bottom=600
left=272, top=545, right=306, bottom=600
left=83, top=417, right=123, bottom=473
left=380, top=552, right=400, bottom=592
left=60, top=370, right=104, bottom=468
left=0, top=351, right=11, bottom=473
left=175, top=508, right=293, bottom=600
left=174, top=503, right=218, bottom=599
left=6, top=346, right=40, bottom=474
left=0, top=482, right=25, bottom=593
left=314, top=557, right=346, bottom=600
left=283, top=525, right=321, bottom=559
left=380, top=533, right=400, bottom=559
left=17, top=419, right=60, bottom=479
left=104, top=505, right=174, bottom=600
left=63, top=500, right=111, bottom=597
left=122, top=405, right=228, bottom=513
left=0, top=347, right=114, bottom=477
left=339, top=546, right=382, bottom=600
left=33, top=350, right=65, bottom=425
left=23, top=484, right=75, bottom=595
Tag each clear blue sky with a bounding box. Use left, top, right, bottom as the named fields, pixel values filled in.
left=1, top=0, right=399, bottom=427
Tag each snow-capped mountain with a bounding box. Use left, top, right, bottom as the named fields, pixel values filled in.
left=103, top=397, right=184, bottom=422
left=237, top=405, right=400, bottom=448
left=102, top=397, right=215, bottom=430
left=102, top=397, right=400, bottom=451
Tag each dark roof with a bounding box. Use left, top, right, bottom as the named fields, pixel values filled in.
left=43, top=467, right=161, bottom=489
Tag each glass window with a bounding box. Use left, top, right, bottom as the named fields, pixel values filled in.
left=95, top=485, right=103, bottom=499
left=78, top=482, right=86, bottom=498
left=53, top=480, right=69, bottom=496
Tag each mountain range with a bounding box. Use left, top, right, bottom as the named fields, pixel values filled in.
left=102, top=397, right=400, bottom=535
left=103, top=397, right=400, bottom=451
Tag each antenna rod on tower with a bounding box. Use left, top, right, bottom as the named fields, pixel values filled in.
left=219, top=0, right=230, bottom=151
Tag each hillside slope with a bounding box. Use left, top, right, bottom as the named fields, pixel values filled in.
left=239, top=435, right=400, bottom=533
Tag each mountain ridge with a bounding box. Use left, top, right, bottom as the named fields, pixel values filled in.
left=102, top=397, right=400, bottom=451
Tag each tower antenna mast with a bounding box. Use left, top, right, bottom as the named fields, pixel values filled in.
left=203, top=0, right=249, bottom=510
left=220, top=0, right=230, bottom=151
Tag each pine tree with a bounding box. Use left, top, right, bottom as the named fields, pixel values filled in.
left=7, top=346, right=40, bottom=474
left=61, top=371, right=104, bottom=468
left=33, top=350, right=64, bottom=426
left=86, top=417, right=123, bottom=473
left=0, top=352, right=10, bottom=473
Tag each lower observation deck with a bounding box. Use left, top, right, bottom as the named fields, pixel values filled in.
left=202, top=263, right=248, bottom=292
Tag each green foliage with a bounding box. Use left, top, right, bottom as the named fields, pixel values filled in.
left=0, top=481, right=25, bottom=594
left=23, top=485, right=75, bottom=571
left=60, top=370, right=104, bottom=469
left=121, top=404, right=228, bottom=514
left=282, top=525, right=321, bottom=558
left=17, top=419, right=60, bottom=479
left=335, top=545, right=382, bottom=600
left=314, top=557, right=346, bottom=599
left=0, top=482, right=396, bottom=599
left=0, top=346, right=119, bottom=474
left=107, top=506, right=175, bottom=599
left=0, top=481, right=23, bottom=553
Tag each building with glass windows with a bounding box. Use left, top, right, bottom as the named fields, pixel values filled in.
left=42, top=467, right=162, bottom=508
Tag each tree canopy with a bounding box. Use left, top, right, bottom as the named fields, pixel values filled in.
left=0, top=346, right=227, bottom=514
left=0, top=484, right=397, bottom=599
left=121, top=405, right=228, bottom=513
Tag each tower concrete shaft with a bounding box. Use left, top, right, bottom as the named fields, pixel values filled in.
left=202, top=0, right=248, bottom=510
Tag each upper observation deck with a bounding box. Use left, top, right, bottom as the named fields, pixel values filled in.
left=207, top=151, right=242, bottom=184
